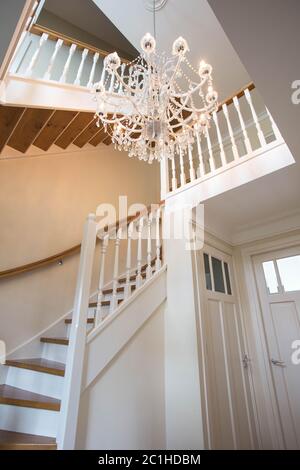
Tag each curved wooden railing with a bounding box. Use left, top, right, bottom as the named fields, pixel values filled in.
left=0, top=203, right=163, bottom=280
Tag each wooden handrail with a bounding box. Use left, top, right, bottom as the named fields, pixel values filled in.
left=0, top=202, right=164, bottom=280
left=217, top=81, right=255, bottom=112
left=30, top=24, right=131, bottom=64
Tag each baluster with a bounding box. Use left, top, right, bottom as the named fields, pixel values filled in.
left=74, top=48, right=88, bottom=86
left=95, top=235, right=109, bottom=325
left=118, top=63, right=125, bottom=94
left=26, top=33, right=48, bottom=77
left=222, top=103, right=240, bottom=161
left=160, top=154, right=170, bottom=199
left=196, top=132, right=205, bottom=178
left=87, top=52, right=99, bottom=88
left=136, top=217, right=144, bottom=288
left=266, top=107, right=282, bottom=141
left=171, top=157, right=177, bottom=191
left=179, top=147, right=186, bottom=186
left=188, top=144, right=196, bottom=182
left=146, top=213, right=153, bottom=280
left=155, top=208, right=162, bottom=271
left=205, top=128, right=216, bottom=172
left=233, top=96, right=252, bottom=155
left=124, top=222, right=133, bottom=300
left=212, top=112, right=227, bottom=167
left=244, top=88, right=266, bottom=147
left=110, top=227, right=122, bottom=314
left=60, top=43, right=77, bottom=83
left=44, top=38, right=63, bottom=80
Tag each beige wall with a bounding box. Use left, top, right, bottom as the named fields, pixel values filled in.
left=0, top=144, right=160, bottom=353
left=76, top=303, right=166, bottom=450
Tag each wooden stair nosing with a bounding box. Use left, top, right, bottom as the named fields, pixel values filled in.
left=40, top=337, right=69, bottom=346
left=0, top=385, right=60, bottom=412
left=0, top=429, right=57, bottom=450
left=5, top=358, right=65, bottom=377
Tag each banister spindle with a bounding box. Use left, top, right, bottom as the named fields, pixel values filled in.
left=87, top=52, right=99, bottom=88
left=196, top=132, right=205, bottom=178
left=222, top=103, right=240, bottom=161
left=171, top=157, right=177, bottom=191
left=244, top=88, right=266, bottom=147
left=205, top=128, right=216, bottom=172
left=136, top=217, right=144, bottom=288
left=233, top=96, right=252, bottom=155
left=188, top=144, right=196, bottom=182
left=118, top=63, right=125, bottom=94
left=146, top=213, right=153, bottom=280
left=110, top=227, right=122, bottom=314
left=95, top=235, right=109, bottom=326
left=44, top=38, right=63, bottom=80
left=60, top=43, right=77, bottom=83
left=266, top=107, right=282, bottom=141
left=26, top=33, right=48, bottom=77
left=74, top=48, right=89, bottom=86
left=155, top=208, right=162, bottom=271
left=124, top=222, right=133, bottom=300
left=179, top=147, right=186, bottom=186
left=212, top=112, right=227, bottom=167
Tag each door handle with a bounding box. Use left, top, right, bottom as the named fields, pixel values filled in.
left=271, top=358, right=286, bottom=367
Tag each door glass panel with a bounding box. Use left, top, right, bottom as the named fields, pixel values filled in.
left=277, top=255, right=300, bottom=292
left=262, top=261, right=279, bottom=294
left=224, top=262, right=232, bottom=295
left=203, top=253, right=212, bottom=290
left=212, top=257, right=225, bottom=293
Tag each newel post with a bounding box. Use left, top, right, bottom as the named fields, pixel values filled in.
left=57, top=213, right=97, bottom=450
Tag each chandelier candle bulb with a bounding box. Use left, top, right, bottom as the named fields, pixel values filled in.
left=94, top=33, right=218, bottom=163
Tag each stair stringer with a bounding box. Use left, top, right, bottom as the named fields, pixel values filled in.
left=81, top=267, right=167, bottom=391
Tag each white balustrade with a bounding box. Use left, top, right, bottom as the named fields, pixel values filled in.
left=179, top=147, right=186, bottom=186
left=155, top=208, right=162, bottom=271
left=212, top=111, right=227, bottom=166
left=171, top=157, right=177, bottom=191
left=188, top=144, right=196, bottom=182
left=205, top=127, right=216, bottom=172
left=87, top=52, right=100, bottom=88
left=146, top=213, right=153, bottom=280
left=25, top=32, right=48, bottom=77
left=124, top=222, right=133, bottom=300
left=74, top=48, right=89, bottom=86
left=244, top=88, right=266, bottom=147
left=110, top=227, right=122, bottom=313
left=60, top=43, right=77, bottom=83
left=196, top=132, right=205, bottom=178
left=44, top=38, right=63, bottom=80
left=222, top=103, right=240, bottom=161
left=233, top=96, right=252, bottom=155
left=95, top=235, right=109, bottom=325
left=136, top=217, right=144, bottom=288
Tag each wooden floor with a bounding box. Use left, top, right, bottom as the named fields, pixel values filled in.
left=0, top=105, right=112, bottom=154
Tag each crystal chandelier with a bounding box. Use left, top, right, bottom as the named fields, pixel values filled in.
left=94, top=33, right=218, bottom=163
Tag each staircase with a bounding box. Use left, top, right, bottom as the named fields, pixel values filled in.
left=0, top=207, right=163, bottom=450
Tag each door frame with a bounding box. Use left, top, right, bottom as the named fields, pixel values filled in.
left=237, top=230, right=300, bottom=449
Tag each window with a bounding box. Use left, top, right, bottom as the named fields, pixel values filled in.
left=203, top=253, right=232, bottom=295
left=262, top=261, right=279, bottom=294
left=277, top=255, right=300, bottom=292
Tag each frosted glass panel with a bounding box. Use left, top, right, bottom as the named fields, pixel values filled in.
left=262, top=261, right=278, bottom=294
left=277, top=255, right=300, bottom=292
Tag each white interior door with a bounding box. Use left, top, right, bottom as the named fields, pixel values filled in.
left=198, top=245, right=256, bottom=449
left=254, top=247, right=300, bottom=449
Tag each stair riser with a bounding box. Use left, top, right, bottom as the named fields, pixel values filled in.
left=66, top=322, right=94, bottom=338
left=5, top=367, right=64, bottom=400
left=0, top=405, right=59, bottom=438
left=42, top=343, right=68, bottom=364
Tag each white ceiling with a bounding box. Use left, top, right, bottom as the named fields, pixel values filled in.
left=92, top=0, right=251, bottom=101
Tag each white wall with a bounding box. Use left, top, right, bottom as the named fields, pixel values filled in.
left=76, top=302, right=166, bottom=450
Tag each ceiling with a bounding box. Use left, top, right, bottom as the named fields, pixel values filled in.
left=92, top=0, right=251, bottom=101
left=42, top=0, right=137, bottom=58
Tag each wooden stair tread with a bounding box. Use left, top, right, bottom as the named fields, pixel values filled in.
left=5, top=358, right=65, bottom=377
left=65, top=317, right=94, bottom=325
left=40, top=337, right=69, bottom=346
left=0, top=429, right=57, bottom=450
left=0, top=385, right=60, bottom=412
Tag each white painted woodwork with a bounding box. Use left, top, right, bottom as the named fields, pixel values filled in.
left=212, top=111, right=227, bottom=166
left=197, top=245, right=255, bottom=449
left=179, top=147, right=186, bottom=187
left=87, top=52, right=99, bottom=88
left=171, top=157, right=177, bottom=191
left=155, top=208, right=162, bottom=271
left=222, top=103, right=240, bottom=161
left=205, top=128, right=216, bottom=172
left=244, top=88, right=266, bottom=147
left=233, top=96, right=252, bottom=155
left=188, top=145, right=196, bottom=182
left=110, top=227, right=122, bottom=313
left=254, top=246, right=300, bottom=449
left=43, top=38, right=63, bottom=80
left=59, top=43, right=77, bottom=84
left=196, top=132, right=205, bottom=178
left=95, top=236, right=109, bottom=325
left=136, top=217, right=144, bottom=288
left=146, top=213, right=153, bottom=280
left=25, top=32, right=48, bottom=77
left=124, top=222, right=133, bottom=300
left=74, top=48, right=89, bottom=86
left=5, top=366, right=64, bottom=400
left=0, top=404, right=59, bottom=437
